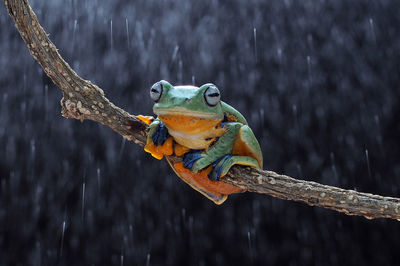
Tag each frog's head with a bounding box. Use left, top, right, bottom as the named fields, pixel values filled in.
left=150, top=80, right=224, bottom=119
left=149, top=80, right=225, bottom=135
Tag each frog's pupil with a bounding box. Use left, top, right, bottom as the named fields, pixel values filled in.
left=207, top=93, right=219, bottom=97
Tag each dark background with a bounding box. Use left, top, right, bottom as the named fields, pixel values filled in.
left=1, top=0, right=400, bottom=265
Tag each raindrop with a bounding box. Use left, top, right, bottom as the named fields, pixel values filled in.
left=60, top=221, right=66, bottom=257
left=129, top=224, right=133, bottom=239
left=297, top=163, right=302, bottom=178
left=192, top=75, right=195, bottom=86
left=126, top=18, right=130, bottom=48
left=178, top=60, right=183, bottom=84
left=171, top=45, right=179, bottom=62
left=368, top=18, right=376, bottom=43
left=31, top=139, right=36, bottom=157
left=21, top=101, right=26, bottom=121
left=181, top=208, right=186, bottom=227
left=374, top=115, right=384, bottom=154
left=72, top=19, right=78, bottom=51
left=365, top=149, right=372, bottom=179
left=292, top=104, right=298, bottom=135
left=23, top=73, right=27, bottom=97
left=374, top=114, right=380, bottom=126
left=35, top=241, right=41, bottom=266
left=307, top=55, right=312, bottom=82
left=110, top=20, right=114, bottom=50
left=188, top=216, right=194, bottom=235
left=330, top=152, right=338, bottom=181
left=277, top=47, right=282, bottom=62
left=146, top=253, right=151, bottom=266
left=2, top=93, right=7, bottom=104
left=120, top=254, right=124, bottom=266
left=259, top=108, right=264, bottom=128
left=119, top=138, right=126, bottom=160
left=82, top=182, right=86, bottom=220
left=97, top=167, right=101, bottom=192
left=44, top=84, right=48, bottom=112
left=248, top=231, right=254, bottom=263
left=253, top=27, right=257, bottom=63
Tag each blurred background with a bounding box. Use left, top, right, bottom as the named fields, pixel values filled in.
left=1, top=0, right=400, bottom=265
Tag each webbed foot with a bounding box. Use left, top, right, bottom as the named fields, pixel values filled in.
left=183, top=150, right=204, bottom=170
left=143, top=120, right=173, bottom=159
left=152, top=122, right=170, bottom=146
left=208, top=155, right=260, bottom=181
left=208, top=155, right=232, bottom=181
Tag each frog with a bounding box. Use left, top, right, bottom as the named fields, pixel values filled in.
left=138, top=80, right=263, bottom=205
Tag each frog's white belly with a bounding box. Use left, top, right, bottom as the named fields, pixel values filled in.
left=168, top=128, right=214, bottom=150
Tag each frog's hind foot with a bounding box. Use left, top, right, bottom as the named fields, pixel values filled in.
left=208, top=155, right=260, bottom=181
left=208, top=155, right=232, bottom=181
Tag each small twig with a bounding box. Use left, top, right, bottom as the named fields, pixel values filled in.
left=4, top=0, right=400, bottom=221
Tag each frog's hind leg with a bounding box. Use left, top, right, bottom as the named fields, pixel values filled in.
left=208, top=155, right=260, bottom=181
left=232, top=125, right=263, bottom=169
left=208, top=124, right=263, bottom=180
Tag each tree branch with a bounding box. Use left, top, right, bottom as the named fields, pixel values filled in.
left=4, top=0, right=400, bottom=221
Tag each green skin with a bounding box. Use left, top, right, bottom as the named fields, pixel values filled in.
left=147, top=80, right=263, bottom=180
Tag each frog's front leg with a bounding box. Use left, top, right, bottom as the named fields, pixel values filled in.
left=140, top=117, right=174, bottom=160
left=188, top=122, right=243, bottom=173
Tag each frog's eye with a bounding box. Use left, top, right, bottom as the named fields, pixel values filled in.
left=204, top=85, right=220, bottom=106
left=150, top=82, right=163, bottom=102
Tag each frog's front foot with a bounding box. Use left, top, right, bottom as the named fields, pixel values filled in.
left=183, top=150, right=204, bottom=170
left=151, top=122, right=169, bottom=146
left=143, top=119, right=173, bottom=160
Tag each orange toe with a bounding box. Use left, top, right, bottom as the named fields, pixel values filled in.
left=144, top=142, right=164, bottom=159
left=137, top=115, right=155, bottom=125
left=159, top=137, right=173, bottom=156
left=144, top=137, right=173, bottom=160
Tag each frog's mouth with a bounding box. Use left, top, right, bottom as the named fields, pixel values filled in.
left=154, top=107, right=221, bottom=119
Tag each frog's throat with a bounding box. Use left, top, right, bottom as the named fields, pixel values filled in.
left=154, top=108, right=222, bottom=119
left=167, top=128, right=216, bottom=150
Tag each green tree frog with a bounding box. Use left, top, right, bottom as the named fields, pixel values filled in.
left=138, top=80, right=263, bottom=204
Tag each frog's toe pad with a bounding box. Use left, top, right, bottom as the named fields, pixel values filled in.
left=208, top=155, right=233, bottom=181
left=137, top=115, right=155, bottom=125
left=183, top=150, right=203, bottom=169
left=152, top=122, right=170, bottom=146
